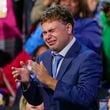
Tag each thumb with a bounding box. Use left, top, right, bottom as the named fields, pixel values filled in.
left=20, top=61, right=26, bottom=68
left=40, top=61, right=46, bottom=70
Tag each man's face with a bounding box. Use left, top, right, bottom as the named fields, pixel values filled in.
left=42, top=20, right=73, bottom=52
left=59, top=0, right=79, bottom=16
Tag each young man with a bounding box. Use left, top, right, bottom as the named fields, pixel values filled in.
left=12, top=5, right=102, bottom=110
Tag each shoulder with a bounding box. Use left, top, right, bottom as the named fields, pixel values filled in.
left=78, top=44, right=101, bottom=62
left=36, top=49, right=51, bottom=61
left=75, top=18, right=101, bottom=30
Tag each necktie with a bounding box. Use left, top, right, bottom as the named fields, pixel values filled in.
left=52, top=54, right=62, bottom=79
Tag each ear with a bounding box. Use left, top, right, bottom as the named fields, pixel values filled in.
left=66, top=23, right=73, bottom=34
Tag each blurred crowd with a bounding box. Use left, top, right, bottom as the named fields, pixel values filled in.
left=0, top=0, right=110, bottom=110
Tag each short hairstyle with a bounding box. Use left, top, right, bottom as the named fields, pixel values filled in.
left=40, top=5, right=74, bottom=26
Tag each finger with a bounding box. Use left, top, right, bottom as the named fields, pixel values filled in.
left=27, top=60, right=33, bottom=65
left=11, top=66, right=17, bottom=71
left=30, top=60, right=37, bottom=68
left=12, top=70, right=21, bottom=79
left=27, top=60, right=35, bottom=72
left=20, top=61, right=26, bottom=68
left=12, top=72, right=21, bottom=81
left=30, top=61, right=38, bottom=70
left=40, top=61, right=44, bottom=66
left=12, top=67, right=20, bottom=74
left=13, top=72, right=19, bottom=78
left=40, top=61, right=46, bottom=70
left=15, top=79, right=21, bottom=82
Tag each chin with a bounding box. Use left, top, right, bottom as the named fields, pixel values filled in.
left=50, top=47, right=57, bottom=51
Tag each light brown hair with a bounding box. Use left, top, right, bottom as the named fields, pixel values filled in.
left=40, top=5, right=74, bottom=26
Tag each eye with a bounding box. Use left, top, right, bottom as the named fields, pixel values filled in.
left=49, top=29, right=55, bottom=33
left=43, top=31, right=47, bottom=36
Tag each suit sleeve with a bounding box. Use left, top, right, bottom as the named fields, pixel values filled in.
left=22, top=79, right=43, bottom=106
left=22, top=57, right=43, bottom=106
left=53, top=52, right=103, bottom=107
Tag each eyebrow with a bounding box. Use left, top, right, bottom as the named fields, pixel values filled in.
left=43, top=28, right=56, bottom=33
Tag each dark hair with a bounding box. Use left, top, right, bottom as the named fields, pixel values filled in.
left=40, top=5, right=74, bottom=26
left=101, top=2, right=110, bottom=14
left=0, top=50, right=12, bottom=67
left=79, top=0, right=99, bottom=18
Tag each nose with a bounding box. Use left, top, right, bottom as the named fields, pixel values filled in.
left=45, top=32, right=52, bottom=40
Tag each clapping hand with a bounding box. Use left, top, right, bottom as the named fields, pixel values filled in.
left=12, top=61, right=30, bottom=83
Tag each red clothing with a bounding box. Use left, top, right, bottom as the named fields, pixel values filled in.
left=0, top=50, right=31, bottom=95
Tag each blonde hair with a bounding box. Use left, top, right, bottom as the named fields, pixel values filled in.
left=19, top=95, right=27, bottom=110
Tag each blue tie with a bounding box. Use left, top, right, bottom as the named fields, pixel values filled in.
left=52, top=54, right=62, bottom=79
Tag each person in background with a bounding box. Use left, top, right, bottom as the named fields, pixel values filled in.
left=31, top=0, right=59, bottom=25
left=0, top=0, right=22, bottom=58
left=19, top=96, right=44, bottom=110
left=85, top=0, right=99, bottom=17
left=25, top=0, right=102, bottom=56
left=12, top=5, right=102, bottom=110
left=12, top=0, right=35, bottom=36
left=0, top=49, right=12, bottom=107
left=12, top=45, right=48, bottom=110
left=99, top=0, right=110, bottom=89
left=59, top=0, right=102, bottom=54
left=0, top=50, right=12, bottom=67
left=0, top=0, right=55, bottom=99
left=108, top=97, right=110, bottom=110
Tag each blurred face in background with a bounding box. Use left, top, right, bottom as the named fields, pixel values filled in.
left=107, top=11, right=110, bottom=18
left=59, top=0, right=80, bottom=16
left=87, top=0, right=99, bottom=12
left=39, top=0, right=53, bottom=6
left=103, top=3, right=110, bottom=18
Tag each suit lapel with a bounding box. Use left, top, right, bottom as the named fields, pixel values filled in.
left=57, top=40, right=81, bottom=80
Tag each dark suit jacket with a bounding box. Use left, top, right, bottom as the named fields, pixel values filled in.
left=23, top=40, right=102, bottom=110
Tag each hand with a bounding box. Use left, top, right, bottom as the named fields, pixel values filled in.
left=12, top=61, right=30, bottom=83
left=28, top=60, right=50, bottom=83
left=28, top=60, right=57, bottom=90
